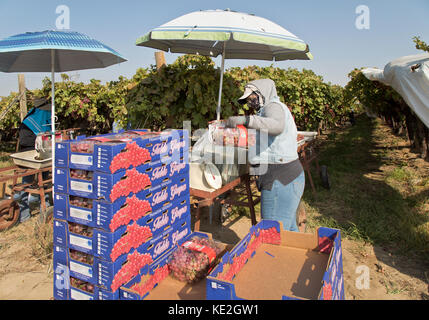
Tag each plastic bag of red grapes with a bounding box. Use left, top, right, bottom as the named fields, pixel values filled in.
left=168, top=236, right=224, bottom=284
left=209, top=120, right=255, bottom=148
left=70, top=140, right=96, bottom=154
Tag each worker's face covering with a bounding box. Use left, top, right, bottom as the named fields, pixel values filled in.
left=247, top=93, right=263, bottom=112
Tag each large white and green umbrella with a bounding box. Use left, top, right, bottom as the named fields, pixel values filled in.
left=136, top=9, right=313, bottom=120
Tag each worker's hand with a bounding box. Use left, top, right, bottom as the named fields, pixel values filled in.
left=225, top=116, right=247, bottom=128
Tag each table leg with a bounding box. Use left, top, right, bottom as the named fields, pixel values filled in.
left=11, top=174, right=18, bottom=202
left=315, top=155, right=321, bottom=175
left=194, top=205, right=201, bottom=231
left=301, top=154, right=316, bottom=194
left=38, top=172, right=47, bottom=213
left=209, top=205, right=213, bottom=225
left=244, top=175, right=257, bottom=225
left=305, top=162, right=316, bottom=193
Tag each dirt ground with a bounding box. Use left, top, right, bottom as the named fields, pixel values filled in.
left=0, top=205, right=428, bottom=300
left=0, top=216, right=54, bottom=300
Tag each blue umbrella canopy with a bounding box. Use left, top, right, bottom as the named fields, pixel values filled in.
left=0, top=30, right=127, bottom=72
left=0, top=30, right=126, bottom=184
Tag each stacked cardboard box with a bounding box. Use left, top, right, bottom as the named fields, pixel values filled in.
left=52, top=129, right=190, bottom=300
left=117, top=220, right=345, bottom=301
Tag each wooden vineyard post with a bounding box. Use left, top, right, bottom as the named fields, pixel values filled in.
left=155, top=51, right=166, bottom=70
left=18, top=74, right=27, bottom=122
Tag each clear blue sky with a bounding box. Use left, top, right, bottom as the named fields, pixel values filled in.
left=0, top=0, right=428, bottom=97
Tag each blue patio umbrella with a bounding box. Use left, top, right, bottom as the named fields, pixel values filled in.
left=0, top=30, right=127, bottom=182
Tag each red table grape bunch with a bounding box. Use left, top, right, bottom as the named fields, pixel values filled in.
left=70, top=140, right=95, bottom=154
left=110, top=223, right=153, bottom=262
left=109, top=196, right=152, bottom=232
left=168, top=236, right=223, bottom=283
left=323, top=283, right=333, bottom=300
left=69, top=196, right=93, bottom=209
left=111, top=251, right=153, bottom=292
left=109, top=168, right=151, bottom=202
left=130, top=264, right=170, bottom=297
left=110, top=142, right=152, bottom=173
left=318, top=236, right=334, bottom=254
left=70, top=277, right=94, bottom=294
left=218, top=227, right=280, bottom=282
left=70, top=169, right=93, bottom=181
left=260, top=227, right=281, bottom=245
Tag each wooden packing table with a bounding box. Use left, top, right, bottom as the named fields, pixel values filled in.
left=0, top=165, right=52, bottom=214
left=297, top=139, right=320, bottom=193
left=190, top=173, right=260, bottom=231
left=189, top=136, right=319, bottom=231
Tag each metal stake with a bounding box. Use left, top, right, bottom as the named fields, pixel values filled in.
left=216, top=42, right=226, bottom=121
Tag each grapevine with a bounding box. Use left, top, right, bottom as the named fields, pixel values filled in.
left=1, top=55, right=352, bottom=140
left=345, top=68, right=429, bottom=160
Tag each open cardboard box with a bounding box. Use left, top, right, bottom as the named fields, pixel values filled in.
left=206, top=220, right=344, bottom=300
left=142, top=271, right=207, bottom=300
left=119, top=231, right=233, bottom=300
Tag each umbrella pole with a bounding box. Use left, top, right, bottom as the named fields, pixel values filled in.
left=216, top=42, right=226, bottom=121
left=51, top=50, right=56, bottom=187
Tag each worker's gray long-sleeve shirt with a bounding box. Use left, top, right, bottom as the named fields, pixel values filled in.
left=242, top=79, right=303, bottom=190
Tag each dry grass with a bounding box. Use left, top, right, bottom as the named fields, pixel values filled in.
left=0, top=216, right=53, bottom=279
left=31, top=218, right=53, bottom=265
left=0, top=141, right=53, bottom=270
left=302, top=115, right=429, bottom=263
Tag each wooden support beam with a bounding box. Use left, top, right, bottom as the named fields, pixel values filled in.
left=155, top=51, right=166, bottom=70
left=18, top=74, right=27, bottom=122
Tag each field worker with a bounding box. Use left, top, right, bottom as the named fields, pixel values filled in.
left=14, top=95, right=51, bottom=224
left=225, top=79, right=305, bottom=232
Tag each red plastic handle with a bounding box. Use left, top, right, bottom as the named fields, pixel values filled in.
left=236, top=125, right=248, bottom=147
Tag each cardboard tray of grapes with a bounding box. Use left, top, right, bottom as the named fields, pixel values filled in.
left=144, top=243, right=234, bottom=300
left=120, top=232, right=233, bottom=300
left=10, top=150, right=52, bottom=169
left=206, top=220, right=344, bottom=300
